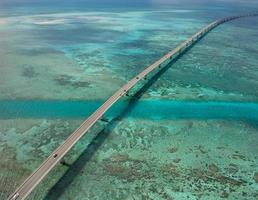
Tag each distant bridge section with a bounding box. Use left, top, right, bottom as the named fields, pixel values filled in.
left=9, top=11, right=258, bottom=200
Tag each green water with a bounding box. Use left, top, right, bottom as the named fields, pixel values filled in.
left=0, top=2, right=258, bottom=200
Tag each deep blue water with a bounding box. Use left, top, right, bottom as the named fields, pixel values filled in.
left=1, top=100, right=257, bottom=121
left=1, top=0, right=258, bottom=19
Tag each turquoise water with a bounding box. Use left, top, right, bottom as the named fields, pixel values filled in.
left=1, top=100, right=258, bottom=121
left=1, top=1, right=258, bottom=200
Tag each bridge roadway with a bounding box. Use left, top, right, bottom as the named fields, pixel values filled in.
left=9, top=12, right=258, bottom=200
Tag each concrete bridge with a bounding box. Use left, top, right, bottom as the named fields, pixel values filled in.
left=9, top=12, right=258, bottom=200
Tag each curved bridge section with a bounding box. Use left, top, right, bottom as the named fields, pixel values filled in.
left=9, top=12, right=258, bottom=200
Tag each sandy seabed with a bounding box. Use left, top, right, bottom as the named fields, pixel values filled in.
left=0, top=7, right=258, bottom=200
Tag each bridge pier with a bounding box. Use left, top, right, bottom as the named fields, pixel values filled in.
left=8, top=12, right=258, bottom=200
left=100, top=116, right=110, bottom=123
left=60, top=159, right=71, bottom=167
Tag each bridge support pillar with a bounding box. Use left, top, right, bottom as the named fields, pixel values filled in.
left=100, top=116, right=110, bottom=123
left=60, top=159, right=71, bottom=167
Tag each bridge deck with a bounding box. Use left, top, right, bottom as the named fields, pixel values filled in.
left=9, top=11, right=258, bottom=200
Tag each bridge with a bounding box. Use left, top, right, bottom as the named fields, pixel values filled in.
left=9, top=12, right=258, bottom=200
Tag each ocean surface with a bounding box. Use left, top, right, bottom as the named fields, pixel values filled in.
left=0, top=1, right=258, bottom=199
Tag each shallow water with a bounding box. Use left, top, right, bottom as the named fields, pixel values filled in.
left=0, top=1, right=258, bottom=200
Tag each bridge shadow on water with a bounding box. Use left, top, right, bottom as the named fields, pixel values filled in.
left=43, top=50, right=190, bottom=199
left=43, top=33, right=245, bottom=199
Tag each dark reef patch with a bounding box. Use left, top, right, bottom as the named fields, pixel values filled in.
left=254, top=172, right=258, bottom=183
left=54, top=74, right=91, bottom=88
left=21, top=65, right=38, bottom=78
